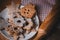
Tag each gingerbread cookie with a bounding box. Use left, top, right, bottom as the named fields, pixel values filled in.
left=20, top=3, right=36, bottom=18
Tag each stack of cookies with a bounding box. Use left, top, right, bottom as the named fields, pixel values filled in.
left=5, top=2, right=36, bottom=40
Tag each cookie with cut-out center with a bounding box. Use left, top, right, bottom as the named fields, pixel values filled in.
left=20, top=4, right=36, bottom=18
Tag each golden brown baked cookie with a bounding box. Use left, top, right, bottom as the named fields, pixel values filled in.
left=20, top=3, right=36, bottom=18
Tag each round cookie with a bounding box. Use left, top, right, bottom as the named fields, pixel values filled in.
left=20, top=3, right=36, bottom=18
left=23, top=18, right=33, bottom=30
left=5, top=25, right=14, bottom=36
left=13, top=17, right=25, bottom=27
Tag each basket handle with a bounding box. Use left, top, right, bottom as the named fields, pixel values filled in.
left=33, top=2, right=59, bottom=40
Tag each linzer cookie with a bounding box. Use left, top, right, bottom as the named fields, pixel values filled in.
left=20, top=3, right=36, bottom=18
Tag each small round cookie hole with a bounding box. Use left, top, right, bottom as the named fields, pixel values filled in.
left=14, top=27, right=18, bottom=30
left=17, top=20, right=21, bottom=23
left=25, top=9, right=27, bottom=10
left=24, top=12, right=26, bottom=13
left=28, top=10, right=30, bottom=11
left=8, top=25, right=12, bottom=27
left=13, top=16, right=17, bottom=18
left=26, top=22, right=29, bottom=25
left=27, top=12, right=29, bottom=14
